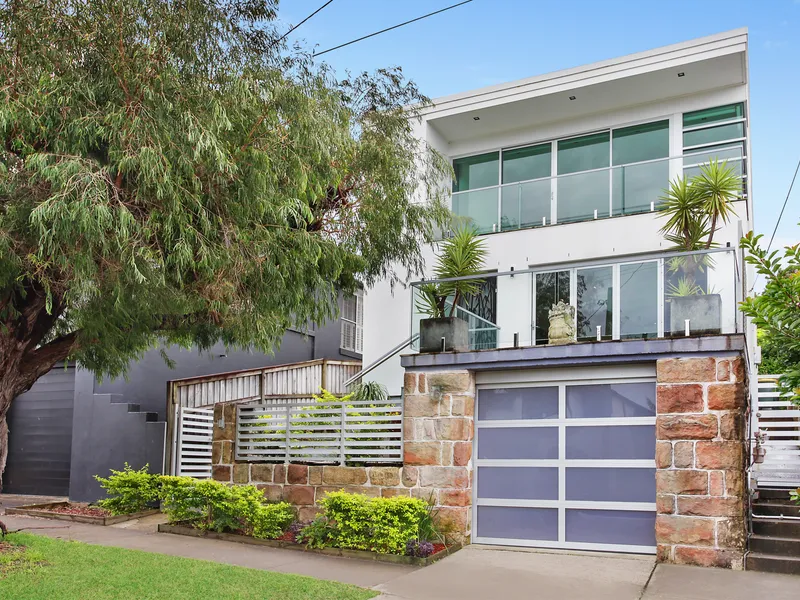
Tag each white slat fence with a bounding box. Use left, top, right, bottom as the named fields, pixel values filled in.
left=752, top=374, right=800, bottom=488
left=236, top=397, right=403, bottom=465
left=173, top=407, right=215, bottom=478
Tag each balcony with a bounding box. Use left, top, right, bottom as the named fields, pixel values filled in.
left=451, top=151, right=746, bottom=235
left=411, top=248, right=741, bottom=351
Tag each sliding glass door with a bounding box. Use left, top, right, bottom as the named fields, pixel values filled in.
left=532, top=260, right=661, bottom=344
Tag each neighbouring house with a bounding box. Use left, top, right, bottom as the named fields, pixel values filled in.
left=3, top=291, right=363, bottom=501
left=202, top=29, right=771, bottom=570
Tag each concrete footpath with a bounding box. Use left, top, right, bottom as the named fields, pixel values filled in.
left=2, top=494, right=798, bottom=599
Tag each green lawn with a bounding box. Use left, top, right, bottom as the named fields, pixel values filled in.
left=0, top=533, right=377, bottom=600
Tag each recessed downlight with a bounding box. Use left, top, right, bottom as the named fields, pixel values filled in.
left=569, top=95, right=576, bottom=101
left=473, top=116, right=480, bottom=121
left=677, top=72, right=685, bottom=77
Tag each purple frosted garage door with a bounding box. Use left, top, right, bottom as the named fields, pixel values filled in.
left=474, top=381, right=656, bottom=553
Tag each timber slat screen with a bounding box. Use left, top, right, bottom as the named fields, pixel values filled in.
left=172, top=359, right=362, bottom=409
left=236, top=397, right=403, bottom=465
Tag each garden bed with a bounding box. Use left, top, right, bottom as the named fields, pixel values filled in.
left=5, top=502, right=159, bottom=525
left=158, top=523, right=459, bottom=567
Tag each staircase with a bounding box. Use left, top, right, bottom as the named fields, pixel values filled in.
left=748, top=488, right=800, bottom=575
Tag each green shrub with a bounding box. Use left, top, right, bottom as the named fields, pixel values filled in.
left=252, top=503, right=296, bottom=539
left=157, top=476, right=293, bottom=538
left=301, top=491, right=430, bottom=554
left=94, top=463, right=160, bottom=515
left=792, top=488, right=799, bottom=506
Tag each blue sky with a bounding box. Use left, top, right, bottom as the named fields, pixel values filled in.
left=280, top=0, right=800, bottom=247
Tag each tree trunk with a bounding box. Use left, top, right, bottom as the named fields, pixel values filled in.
left=0, top=282, right=79, bottom=492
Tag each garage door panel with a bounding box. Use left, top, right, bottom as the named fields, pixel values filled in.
left=478, top=386, right=559, bottom=420
left=565, top=509, right=656, bottom=547
left=565, top=425, right=655, bottom=460
left=477, top=426, right=558, bottom=459
left=565, top=467, right=656, bottom=502
left=477, top=467, right=559, bottom=500
left=474, top=374, right=656, bottom=554
left=477, top=506, right=559, bottom=541
left=566, top=382, right=656, bottom=418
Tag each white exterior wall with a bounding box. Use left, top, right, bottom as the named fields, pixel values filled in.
left=363, top=39, right=752, bottom=396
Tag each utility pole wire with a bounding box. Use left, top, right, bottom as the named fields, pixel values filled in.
left=272, top=0, right=334, bottom=48
left=750, top=156, right=800, bottom=292
left=314, top=0, right=474, bottom=57
left=766, top=157, right=800, bottom=255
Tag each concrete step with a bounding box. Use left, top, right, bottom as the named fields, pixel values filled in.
left=750, top=534, right=800, bottom=557
left=753, top=502, right=800, bottom=518
left=752, top=518, right=800, bottom=539
left=143, top=412, right=160, bottom=422
left=746, top=552, right=800, bottom=575
left=756, top=488, right=794, bottom=502
left=125, top=403, right=141, bottom=413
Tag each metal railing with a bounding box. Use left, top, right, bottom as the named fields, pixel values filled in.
left=236, top=396, right=403, bottom=464
left=751, top=375, right=800, bottom=489
left=410, top=247, right=741, bottom=351
left=451, top=152, right=746, bottom=235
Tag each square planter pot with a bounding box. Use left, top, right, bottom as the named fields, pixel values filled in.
left=419, top=317, right=469, bottom=353
left=669, top=293, right=722, bottom=336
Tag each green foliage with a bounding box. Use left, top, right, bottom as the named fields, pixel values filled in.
left=791, top=488, right=799, bottom=506
left=300, top=491, right=432, bottom=555
left=741, top=232, right=800, bottom=404
left=157, top=476, right=294, bottom=538
left=659, top=160, right=742, bottom=251
left=415, top=226, right=488, bottom=318
left=0, top=1, right=450, bottom=394
left=758, top=329, right=800, bottom=375
left=350, top=381, right=388, bottom=402
left=94, top=463, right=160, bottom=515
left=252, top=502, right=296, bottom=540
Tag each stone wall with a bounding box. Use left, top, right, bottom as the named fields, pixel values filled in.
left=210, top=368, right=476, bottom=543
left=654, top=356, right=748, bottom=569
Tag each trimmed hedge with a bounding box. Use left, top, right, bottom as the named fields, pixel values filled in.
left=299, top=491, right=431, bottom=554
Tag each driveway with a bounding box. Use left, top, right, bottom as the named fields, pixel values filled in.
left=374, top=546, right=798, bottom=600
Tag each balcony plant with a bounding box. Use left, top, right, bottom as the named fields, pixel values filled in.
left=659, top=160, right=742, bottom=335
left=415, top=226, right=487, bottom=352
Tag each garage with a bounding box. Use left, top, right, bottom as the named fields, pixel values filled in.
left=472, top=366, right=657, bottom=554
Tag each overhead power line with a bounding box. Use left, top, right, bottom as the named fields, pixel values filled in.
left=765, top=157, right=800, bottom=255
left=750, top=156, right=800, bottom=292
left=314, top=0, right=474, bottom=57
left=273, top=0, right=335, bottom=48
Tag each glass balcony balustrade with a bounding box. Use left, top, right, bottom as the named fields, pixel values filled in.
left=410, top=248, right=741, bottom=352
left=449, top=154, right=745, bottom=234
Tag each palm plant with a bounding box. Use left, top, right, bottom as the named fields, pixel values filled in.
left=659, top=159, right=742, bottom=251
left=659, top=160, right=742, bottom=294
left=415, top=226, right=488, bottom=319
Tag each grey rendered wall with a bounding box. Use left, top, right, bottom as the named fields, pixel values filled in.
left=69, top=369, right=166, bottom=502
left=4, top=364, right=76, bottom=496
left=93, top=312, right=359, bottom=420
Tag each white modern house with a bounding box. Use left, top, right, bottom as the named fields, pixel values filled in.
left=363, top=28, right=754, bottom=396
left=353, top=29, right=774, bottom=563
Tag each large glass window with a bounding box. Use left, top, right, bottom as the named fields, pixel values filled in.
left=534, top=271, right=570, bottom=345
left=612, top=121, right=669, bottom=215
left=619, top=261, right=658, bottom=339
left=452, top=152, right=500, bottom=234
left=501, top=144, right=552, bottom=230
left=557, top=133, right=610, bottom=223
left=453, top=152, right=499, bottom=192
left=576, top=266, right=613, bottom=341
left=682, top=103, right=746, bottom=186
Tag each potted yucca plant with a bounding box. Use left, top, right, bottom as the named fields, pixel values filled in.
left=415, top=226, right=487, bottom=353
left=659, top=160, right=742, bottom=335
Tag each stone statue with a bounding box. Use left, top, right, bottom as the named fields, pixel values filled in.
left=548, top=301, right=576, bottom=345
